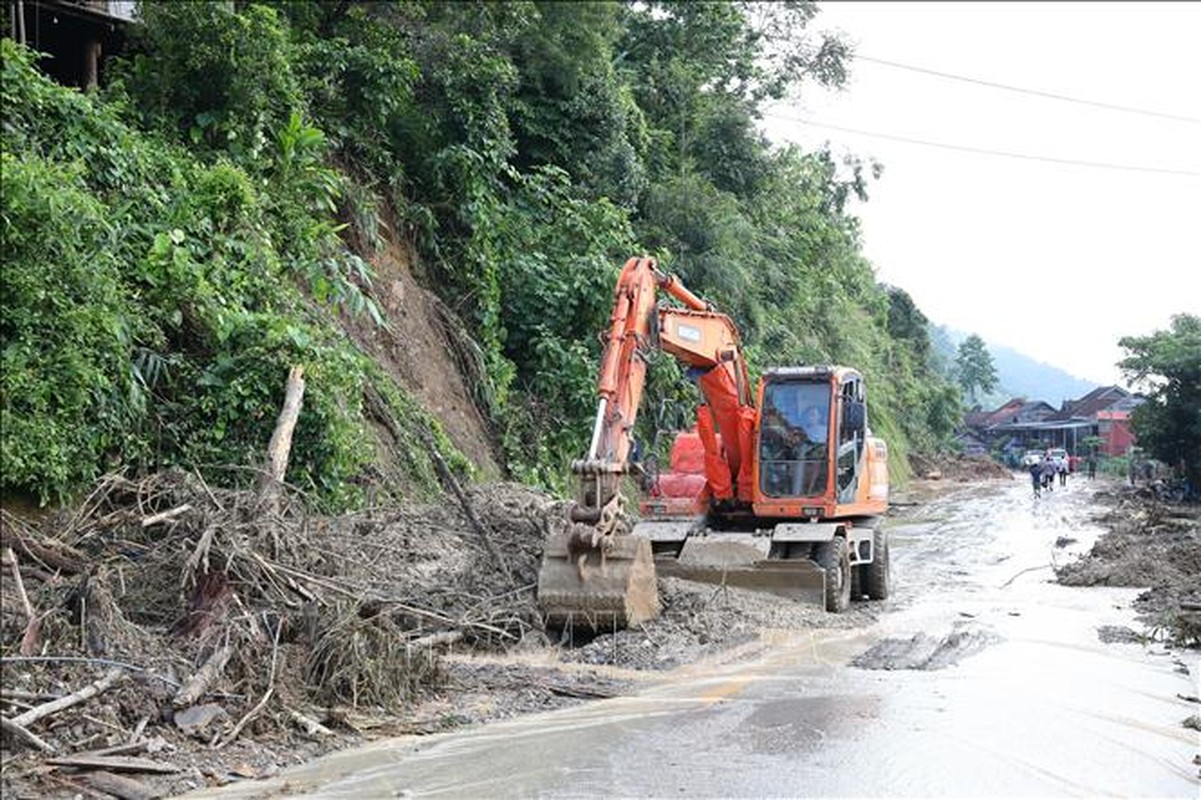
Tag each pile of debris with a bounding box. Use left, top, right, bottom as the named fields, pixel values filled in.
left=1056, top=486, right=1201, bottom=646
left=0, top=470, right=561, bottom=797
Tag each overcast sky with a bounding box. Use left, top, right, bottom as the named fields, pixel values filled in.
left=761, top=1, right=1200, bottom=389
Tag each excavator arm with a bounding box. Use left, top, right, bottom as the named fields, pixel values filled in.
left=571, top=256, right=755, bottom=532
left=542, top=256, right=756, bottom=629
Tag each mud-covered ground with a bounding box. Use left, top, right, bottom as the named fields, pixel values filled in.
left=2, top=466, right=1196, bottom=798
left=1056, top=482, right=1201, bottom=645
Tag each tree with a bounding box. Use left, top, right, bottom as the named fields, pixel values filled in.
left=884, top=286, right=931, bottom=363
left=954, top=334, right=998, bottom=404
left=1118, top=313, right=1201, bottom=490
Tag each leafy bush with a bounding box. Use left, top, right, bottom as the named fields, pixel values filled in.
left=0, top=154, right=147, bottom=496
left=1, top=40, right=439, bottom=507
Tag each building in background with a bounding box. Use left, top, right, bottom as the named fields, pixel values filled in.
left=7, top=1, right=137, bottom=89
left=962, top=385, right=1143, bottom=462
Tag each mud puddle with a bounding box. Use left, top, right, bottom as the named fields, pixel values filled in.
left=851, top=623, right=1002, bottom=670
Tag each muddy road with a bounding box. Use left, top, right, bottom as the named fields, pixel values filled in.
left=187, top=477, right=1200, bottom=798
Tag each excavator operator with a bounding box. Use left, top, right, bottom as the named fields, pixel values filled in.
left=760, top=383, right=830, bottom=497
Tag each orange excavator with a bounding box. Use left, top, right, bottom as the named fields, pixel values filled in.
left=537, top=256, right=891, bottom=630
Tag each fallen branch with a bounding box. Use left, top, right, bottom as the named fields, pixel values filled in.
left=2, top=547, right=42, bottom=655
left=140, top=504, right=192, bottom=528
left=1, top=689, right=62, bottom=703
left=0, top=715, right=57, bottom=753
left=172, top=645, right=232, bottom=709
left=11, top=667, right=125, bottom=729
left=75, top=740, right=149, bottom=758
left=82, top=771, right=161, bottom=800
left=406, top=630, right=464, bottom=650
left=0, top=656, right=180, bottom=688
left=45, top=772, right=109, bottom=799
left=2, top=547, right=34, bottom=619
left=182, top=525, right=217, bottom=583
left=46, top=754, right=179, bottom=774
left=288, top=708, right=334, bottom=739
left=367, top=598, right=514, bottom=640
left=423, top=429, right=513, bottom=583
left=999, top=563, right=1051, bottom=589
left=193, top=468, right=225, bottom=512
left=0, top=521, right=85, bottom=574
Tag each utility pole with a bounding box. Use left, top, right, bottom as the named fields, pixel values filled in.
left=14, top=0, right=27, bottom=45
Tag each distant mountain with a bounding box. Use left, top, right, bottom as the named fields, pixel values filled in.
left=930, top=324, right=1101, bottom=410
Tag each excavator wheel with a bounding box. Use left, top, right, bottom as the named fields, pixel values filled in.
left=864, top=528, right=891, bottom=600
left=813, top=536, right=851, bottom=613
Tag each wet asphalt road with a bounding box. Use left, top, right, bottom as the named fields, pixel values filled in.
left=189, top=476, right=1200, bottom=798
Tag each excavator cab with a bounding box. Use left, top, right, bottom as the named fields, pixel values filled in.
left=758, top=379, right=832, bottom=499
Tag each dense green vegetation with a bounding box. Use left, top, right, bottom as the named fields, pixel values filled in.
left=2, top=1, right=968, bottom=506
left=0, top=38, right=457, bottom=506
left=1119, top=314, right=1201, bottom=490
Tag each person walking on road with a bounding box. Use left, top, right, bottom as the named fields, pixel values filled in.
left=1041, top=455, right=1056, bottom=492
left=1058, top=460, right=1068, bottom=487
left=1029, top=460, right=1042, bottom=497
left=1088, top=456, right=1097, bottom=480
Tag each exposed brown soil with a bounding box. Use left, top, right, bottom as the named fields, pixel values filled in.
left=1055, top=485, right=1201, bottom=645
left=340, top=239, right=500, bottom=480
left=909, top=452, right=1014, bottom=482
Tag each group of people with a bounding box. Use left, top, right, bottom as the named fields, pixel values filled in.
left=1029, top=454, right=1068, bottom=497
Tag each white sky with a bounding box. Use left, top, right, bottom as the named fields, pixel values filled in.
left=761, top=1, right=1200, bottom=389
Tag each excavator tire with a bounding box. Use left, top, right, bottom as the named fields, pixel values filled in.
left=864, top=528, right=891, bottom=600
left=537, top=526, right=660, bottom=631
left=813, top=536, right=851, bottom=613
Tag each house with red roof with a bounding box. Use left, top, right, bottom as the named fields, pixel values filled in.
left=962, top=386, right=1143, bottom=462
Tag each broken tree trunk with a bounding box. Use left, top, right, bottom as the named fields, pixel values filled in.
left=46, top=754, right=179, bottom=774
left=257, top=365, right=305, bottom=514
left=2, top=547, right=41, bottom=655
left=1, top=524, right=85, bottom=574
left=82, top=771, right=161, bottom=800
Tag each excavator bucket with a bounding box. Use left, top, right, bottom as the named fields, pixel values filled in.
left=653, top=531, right=827, bottom=604
left=537, top=526, right=660, bottom=631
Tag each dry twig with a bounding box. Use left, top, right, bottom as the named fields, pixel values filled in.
left=10, top=667, right=125, bottom=729
left=218, top=620, right=282, bottom=748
